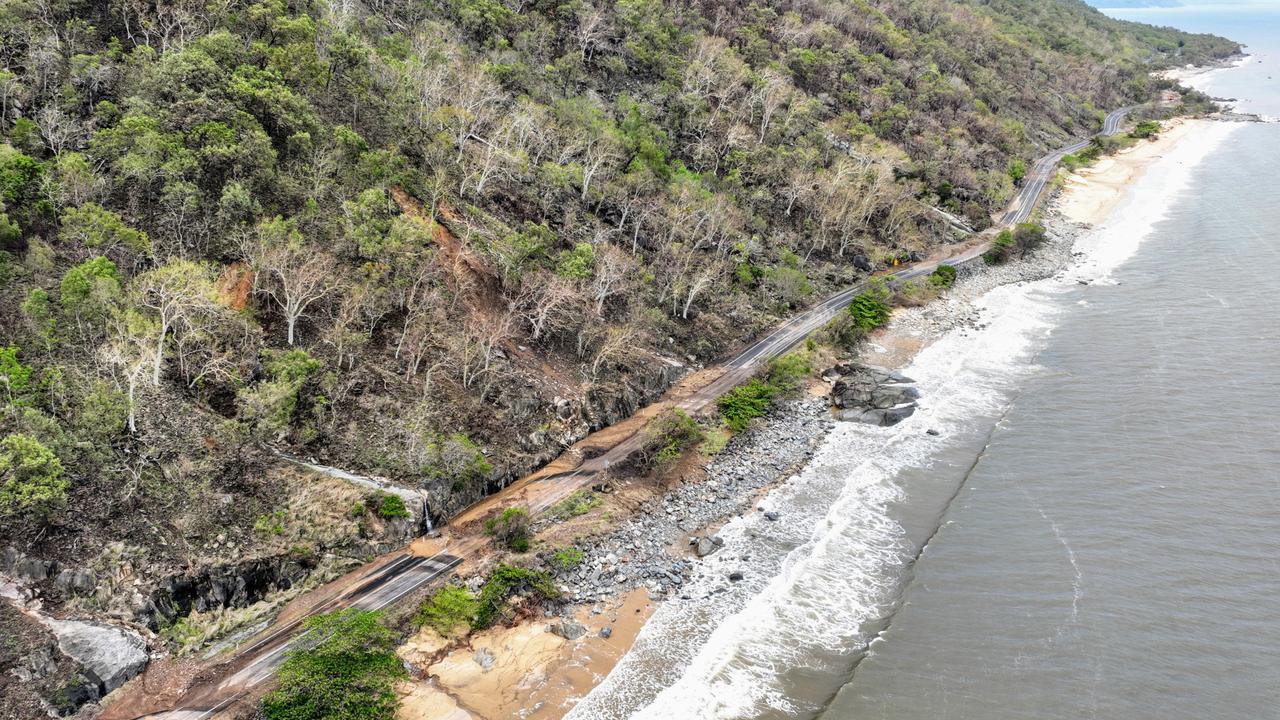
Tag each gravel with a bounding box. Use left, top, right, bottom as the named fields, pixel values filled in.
left=889, top=210, right=1086, bottom=339
left=546, top=398, right=834, bottom=604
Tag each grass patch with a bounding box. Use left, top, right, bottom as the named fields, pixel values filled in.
left=548, top=546, right=585, bottom=571
left=548, top=490, right=600, bottom=521
left=699, top=425, right=732, bottom=457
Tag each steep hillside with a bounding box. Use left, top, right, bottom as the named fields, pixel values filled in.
left=0, top=0, right=1237, bottom=649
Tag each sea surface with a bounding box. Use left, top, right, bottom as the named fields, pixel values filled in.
left=569, top=10, right=1280, bottom=720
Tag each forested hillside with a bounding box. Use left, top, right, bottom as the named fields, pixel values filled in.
left=0, top=0, right=1237, bottom=635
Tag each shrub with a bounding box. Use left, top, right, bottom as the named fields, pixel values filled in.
left=640, top=408, right=703, bottom=469
left=0, top=433, right=67, bottom=521
left=849, top=288, right=892, bottom=331
left=238, top=349, right=322, bottom=439
left=0, top=346, right=33, bottom=396
left=929, top=264, right=958, bottom=288
left=548, top=546, right=585, bottom=571
left=413, top=433, right=491, bottom=490
left=717, top=379, right=775, bottom=433
left=1130, top=120, right=1161, bottom=139
left=474, top=564, right=558, bottom=629
left=1012, top=223, right=1046, bottom=253
left=485, top=506, right=531, bottom=552
left=262, top=609, right=404, bottom=720
left=984, top=229, right=1016, bottom=264
left=373, top=492, right=410, bottom=520
left=414, top=585, right=479, bottom=636
left=766, top=351, right=811, bottom=393
left=59, top=256, right=121, bottom=326
left=554, top=242, right=595, bottom=279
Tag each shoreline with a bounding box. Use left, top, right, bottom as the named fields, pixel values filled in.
left=395, top=118, right=1218, bottom=720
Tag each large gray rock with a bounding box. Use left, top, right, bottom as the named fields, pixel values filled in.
left=550, top=619, right=587, bottom=640
left=829, top=363, right=922, bottom=426
left=55, top=568, right=97, bottom=596
left=836, top=404, right=918, bottom=426
left=44, top=618, right=148, bottom=694
left=692, top=535, right=723, bottom=558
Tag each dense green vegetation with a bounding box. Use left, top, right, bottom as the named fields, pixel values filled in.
left=717, top=351, right=812, bottom=432
left=414, top=585, right=480, bottom=636
left=474, top=563, right=558, bottom=629
left=639, top=408, right=704, bottom=469
left=930, top=264, right=958, bottom=288
left=262, top=609, right=404, bottom=720
left=984, top=222, right=1046, bottom=264
left=0, top=0, right=1237, bottom=638
left=849, top=284, right=894, bottom=331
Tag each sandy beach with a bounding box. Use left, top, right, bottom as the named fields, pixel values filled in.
left=1057, top=118, right=1206, bottom=226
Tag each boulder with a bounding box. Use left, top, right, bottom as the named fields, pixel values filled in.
left=829, top=363, right=921, bottom=426
left=550, top=620, right=587, bottom=641
left=12, top=556, right=54, bottom=583
left=692, top=535, right=723, bottom=558
left=44, top=618, right=148, bottom=694
left=474, top=646, right=495, bottom=671
left=55, top=568, right=97, bottom=596
left=836, top=404, right=918, bottom=426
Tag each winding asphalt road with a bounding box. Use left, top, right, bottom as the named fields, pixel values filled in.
left=1001, top=107, right=1133, bottom=225
left=125, top=107, right=1134, bottom=720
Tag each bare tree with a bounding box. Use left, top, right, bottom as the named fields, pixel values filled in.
left=590, top=244, right=635, bottom=315
left=35, top=105, right=80, bottom=155
left=242, top=219, right=337, bottom=345
left=657, top=244, right=726, bottom=320
left=575, top=6, right=610, bottom=61
left=130, top=259, right=220, bottom=386
left=752, top=70, right=792, bottom=143
left=452, top=310, right=515, bottom=394
left=515, top=271, right=582, bottom=340
left=590, top=323, right=640, bottom=380
left=100, top=312, right=158, bottom=434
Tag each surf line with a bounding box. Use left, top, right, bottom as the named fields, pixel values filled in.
left=810, top=392, right=1023, bottom=719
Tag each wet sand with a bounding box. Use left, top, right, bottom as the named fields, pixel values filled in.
left=396, top=589, right=655, bottom=720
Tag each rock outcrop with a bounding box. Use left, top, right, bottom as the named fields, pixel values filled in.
left=44, top=618, right=148, bottom=696
left=827, top=363, right=921, bottom=426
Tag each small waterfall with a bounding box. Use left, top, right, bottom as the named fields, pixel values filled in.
left=421, top=495, right=435, bottom=534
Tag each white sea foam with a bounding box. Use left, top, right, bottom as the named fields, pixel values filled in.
left=567, top=121, right=1240, bottom=720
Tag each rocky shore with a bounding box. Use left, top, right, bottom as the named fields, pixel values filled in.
left=541, top=398, right=834, bottom=605
left=882, top=209, right=1085, bottom=344
left=522, top=207, right=1092, bottom=644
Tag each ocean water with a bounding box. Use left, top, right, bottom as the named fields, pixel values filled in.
left=568, top=15, right=1280, bottom=720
